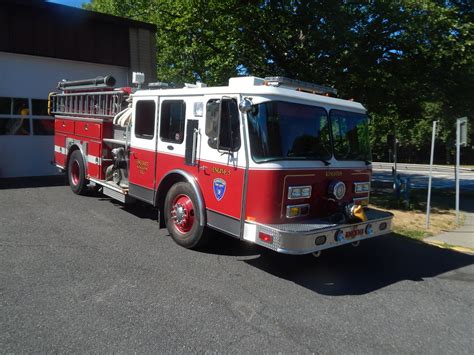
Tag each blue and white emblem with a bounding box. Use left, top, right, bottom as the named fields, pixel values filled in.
left=213, top=178, right=226, bottom=201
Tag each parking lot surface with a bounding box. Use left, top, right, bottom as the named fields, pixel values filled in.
left=1, top=179, right=473, bottom=353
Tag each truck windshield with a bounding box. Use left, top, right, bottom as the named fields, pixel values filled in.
left=330, top=110, right=371, bottom=161
left=247, top=101, right=331, bottom=163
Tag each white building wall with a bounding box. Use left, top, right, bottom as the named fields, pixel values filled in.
left=0, top=51, right=129, bottom=178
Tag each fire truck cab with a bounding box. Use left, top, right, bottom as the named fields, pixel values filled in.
left=51, top=74, right=393, bottom=255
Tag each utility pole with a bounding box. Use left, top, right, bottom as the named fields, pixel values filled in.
left=394, top=137, right=398, bottom=175
left=426, top=121, right=437, bottom=229
left=455, top=117, right=468, bottom=225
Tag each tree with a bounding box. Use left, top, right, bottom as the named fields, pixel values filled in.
left=85, top=0, right=473, bottom=163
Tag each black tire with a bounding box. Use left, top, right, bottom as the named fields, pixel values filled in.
left=164, top=182, right=208, bottom=249
left=67, top=150, right=88, bottom=195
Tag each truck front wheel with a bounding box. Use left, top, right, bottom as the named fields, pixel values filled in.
left=164, top=182, right=207, bottom=249
left=68, top=150, right=87, bottom=195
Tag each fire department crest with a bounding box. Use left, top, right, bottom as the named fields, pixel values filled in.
left=213, top=178, right=226, bottom=201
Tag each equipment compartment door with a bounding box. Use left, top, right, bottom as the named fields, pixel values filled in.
left=129, top=97, right=158, bottom=203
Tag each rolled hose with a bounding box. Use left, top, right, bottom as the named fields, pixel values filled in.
left=57, top=75, right=116, bottom=89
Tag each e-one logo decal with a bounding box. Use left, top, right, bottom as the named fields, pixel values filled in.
left=213, top=178, right=226, bottom=201
left=136, top=159, right=149, bottom=175
left=345, top=228, right=364, bottom=239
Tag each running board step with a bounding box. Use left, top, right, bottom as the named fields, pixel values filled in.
left=89, top=178, right=135, bottom=204
left=103, top=185, right=135, bottom=204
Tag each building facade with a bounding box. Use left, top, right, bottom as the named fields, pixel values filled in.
left=0, top=0, right=156, bottom=177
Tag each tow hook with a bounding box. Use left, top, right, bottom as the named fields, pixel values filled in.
left=351, top=241, right=360, bottom=247
left=312, top=251, right=322, bottom=258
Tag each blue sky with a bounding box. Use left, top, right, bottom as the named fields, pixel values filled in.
left=47, top=0, right=91, bottom=8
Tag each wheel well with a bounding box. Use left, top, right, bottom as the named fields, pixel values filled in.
left=155, top=172, right=206, bottom=227
left=65, top=146, right=80, bottom=171
left=156, top=173, right=187, bottom=221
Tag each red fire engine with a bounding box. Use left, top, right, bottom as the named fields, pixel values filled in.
left=50, top=74, right=393, bottom=256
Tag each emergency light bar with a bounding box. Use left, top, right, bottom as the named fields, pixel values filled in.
left=264, top=76, right=337, bottom=96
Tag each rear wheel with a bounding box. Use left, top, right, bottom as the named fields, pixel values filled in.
left=164, top=182, right=207, bottom=249
left=68, top=150, right=87, bottom=195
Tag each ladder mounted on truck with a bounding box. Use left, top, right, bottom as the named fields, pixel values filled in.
left=48, top=76, right=130, bottom=119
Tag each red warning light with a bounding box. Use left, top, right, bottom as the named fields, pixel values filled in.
left=258, top=232, right=273, bottom=244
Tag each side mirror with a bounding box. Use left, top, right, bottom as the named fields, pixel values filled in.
left=239, top=97, right=253, bottom=113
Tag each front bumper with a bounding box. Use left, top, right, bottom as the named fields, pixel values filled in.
left=243, top=208, right=393, bottom=255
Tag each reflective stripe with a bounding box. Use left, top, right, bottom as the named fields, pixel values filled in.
left=87, top=155, right=102, bottom=165
left=54, top=145, right=67, bottom=155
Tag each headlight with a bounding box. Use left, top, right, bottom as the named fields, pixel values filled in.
left=286, top=204, right=310, bottom=218
left=288, top=186, right=312, bottom=199
left=328, top=181, right=346, bottom=200
left=354, top=182, right=370, bottom=194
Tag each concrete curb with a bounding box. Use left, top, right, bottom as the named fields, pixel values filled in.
left=424, top=240, right=474, bottom=255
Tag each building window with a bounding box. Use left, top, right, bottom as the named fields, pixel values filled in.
left=32, top=99, right=49, bottom=116
left=13, top=98, right=29, bottom=115
left=31, top=99, right=53, bottom=135
left=0, top=97, right=31, bottom=135
left=160, top=100, right=186, bottom=144
left=0, top=118, right=30, bottom=135
left=134, top=100, right=156, bottom=139
left=33, top=119, right=54, bottom=135
left=0, top=97, right=11, bottom=114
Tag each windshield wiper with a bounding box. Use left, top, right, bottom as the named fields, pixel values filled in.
left=287, top=151, right=331, bottom=165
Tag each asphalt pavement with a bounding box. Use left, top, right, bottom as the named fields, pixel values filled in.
left=1, top=179, right=473, bottom=353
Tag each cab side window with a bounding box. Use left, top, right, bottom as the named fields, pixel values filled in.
left=205, top=98, right=240, bottom=151
left=135, top=100, right=156, bottom=140
left=160, top=100, right=186, bottom=143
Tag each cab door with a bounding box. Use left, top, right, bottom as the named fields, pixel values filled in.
left=129, top=97, right=158, bottom=203
left=197, top=96, right=246, bottom=237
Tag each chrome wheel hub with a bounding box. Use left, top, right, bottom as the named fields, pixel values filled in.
left=174, top=203, right=186, bottom=224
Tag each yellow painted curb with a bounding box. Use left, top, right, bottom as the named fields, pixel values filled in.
left=425, top=240, right=474, bottom=254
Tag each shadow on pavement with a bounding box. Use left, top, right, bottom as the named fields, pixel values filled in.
left=76, top=185, right=474, bottom=294
left=198, top=230, right=264, bottom=257
left=240, top=233, right=473, bottom=296
left=104, top=198, right=160, bottom=221
left=0, top=175, right=67, bottom=189
left=99, top=197, right=474, bottom=289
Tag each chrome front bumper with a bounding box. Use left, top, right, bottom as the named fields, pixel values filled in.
left=244, top=208, right=393, bottom=255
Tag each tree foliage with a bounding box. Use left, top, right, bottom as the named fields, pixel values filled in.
left=85, top=0, right=473, bottom=163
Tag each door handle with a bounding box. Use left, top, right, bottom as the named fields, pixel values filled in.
left=167, top=145, right=174, bottom=151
